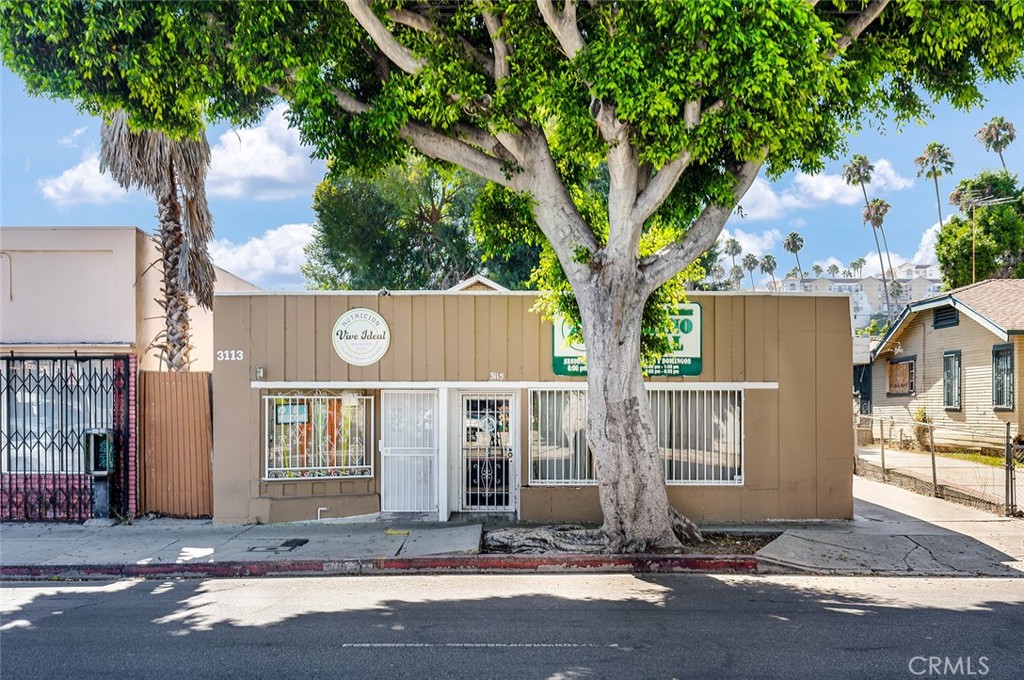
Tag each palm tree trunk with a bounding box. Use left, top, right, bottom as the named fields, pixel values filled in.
left=861, top=185, right=892, bottom=321
left=748, top=271, right=755, bottom=290
left=158, top=167, right=192, bottom=371
left=998, top=149, right=1006, bottom=171
left=932, top=175, right=945, bottom=227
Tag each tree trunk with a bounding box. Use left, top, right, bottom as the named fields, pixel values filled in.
left=576, top=270, right=702, bottom=553
left=157, top=170, right=192, bottom=372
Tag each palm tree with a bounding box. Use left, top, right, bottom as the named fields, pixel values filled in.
left=975, top=116, right=1016, bottom=170
left=99, top=111, right=215, bottom=371
left=786, top=265, right=800, bottom=279
left=914, top=142, right=955, bottom=230
left=724, top=238, right=743, bottom=270
left=843, top=154, right=893, bottom=320
left=742, top=253, right=760, bottom=290
left=812, top=264, right=824, bottom=278
left=782, top=232, right=805, bottom=280
left=711, top=263, right=726, bottom=283
left=850, top=257, right=867, bottom=277
left=827, top=263, right=840, bottom=278
left=760, top=254, right=778, bottom=290
left=728, top=265, right=745, bottom=290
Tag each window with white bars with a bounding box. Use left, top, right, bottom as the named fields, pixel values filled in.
left=528, top=387, right=744, bottom=486
left=264, top=392, right=373, bottom=479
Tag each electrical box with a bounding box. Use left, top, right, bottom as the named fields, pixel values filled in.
left=83, top=429, right=115, bottom=477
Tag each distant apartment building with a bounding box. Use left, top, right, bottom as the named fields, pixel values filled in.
left=778, top=264, right=943, bottom=329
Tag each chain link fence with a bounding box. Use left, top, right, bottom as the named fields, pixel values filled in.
left=854, top=414, right=1021, bottom=516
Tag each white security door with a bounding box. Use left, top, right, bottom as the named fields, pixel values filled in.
left=381, top=390, right=438, bottom=513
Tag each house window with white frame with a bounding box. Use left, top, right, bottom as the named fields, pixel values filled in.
left=943, top=350, right=961, bottom=411
left=992, top=345, right=1014, bottom=410
left=264, top=392, right=373, bottom=479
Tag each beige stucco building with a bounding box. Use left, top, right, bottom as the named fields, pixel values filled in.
left=0, top=226, right=257, bottom=521
left=212, top=290, right=855, bottom=525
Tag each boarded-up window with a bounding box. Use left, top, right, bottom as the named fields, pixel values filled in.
left=887, top=358, right=915, bottom=395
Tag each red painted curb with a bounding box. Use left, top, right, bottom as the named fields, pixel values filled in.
left=1, top=554, right=758, bottom=580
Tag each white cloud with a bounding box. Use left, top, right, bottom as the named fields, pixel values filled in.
left=207, top=104, right=326, bottom=201
left=209, top=223, right=315, bottom=288
left=38, top=151, right=128, bottom=207
left=913, top=220, right=944, bottom=265
left=734, top=159, right=914, bottom=221
left=58, top=126, right=88, bottom=148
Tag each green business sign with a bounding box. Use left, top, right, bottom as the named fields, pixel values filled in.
left=552, top=303, right=703, bottom=377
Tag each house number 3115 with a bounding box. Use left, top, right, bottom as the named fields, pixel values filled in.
left=217, top=350, right=245, bottom=361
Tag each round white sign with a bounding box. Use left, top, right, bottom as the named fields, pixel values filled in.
left=332, top=308, right=391, bottom=366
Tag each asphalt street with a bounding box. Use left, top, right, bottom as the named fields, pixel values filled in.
left=2, top=574, right=1022, bottom=679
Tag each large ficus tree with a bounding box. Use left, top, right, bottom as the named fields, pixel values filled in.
left=4, top=1, right=1021, bottom=551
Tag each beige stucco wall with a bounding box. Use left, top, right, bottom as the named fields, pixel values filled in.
left=212, top=292, right=854, bottom=524
left=870, top=310, right=1022, bottom=441
left=0, top=226, right=138, bottom=346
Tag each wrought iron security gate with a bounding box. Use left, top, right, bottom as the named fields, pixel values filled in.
left=460, top=393, right=515, bottom=511
left=0, top=356, right=131, bottom=521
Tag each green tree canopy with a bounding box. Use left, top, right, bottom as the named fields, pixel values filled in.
left=937, top=170, right=1024, bottom=288
left=302, top=158, right=537, bottom=290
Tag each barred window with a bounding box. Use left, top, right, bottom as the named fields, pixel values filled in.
left=651, top=389, right=743, bottom=485
left=264, top=392, right=373, bottom=479
left=528, top=387, right=744, bottom=486
left=993, top=345, right=1014, bottom=410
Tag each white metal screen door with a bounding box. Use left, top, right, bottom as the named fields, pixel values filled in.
left=460, top=393, right=516, bottom=511
left=381, top=390, right=438, bottom=513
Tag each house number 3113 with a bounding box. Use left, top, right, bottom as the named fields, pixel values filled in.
left=217, top=350, right=245, bottom=361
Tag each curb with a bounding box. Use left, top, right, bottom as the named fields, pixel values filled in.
left=1, top=553, right=758, bottom=581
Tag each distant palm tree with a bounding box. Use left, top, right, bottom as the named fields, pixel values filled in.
left=850, top=257, right=867, bottom=277
left=843, top=154, right=893, bottom=320
left=711, top=263, right=726, bottom=283
left=863, top=199, right=896, bottom=311
left=889, top=280, right=904, bottom=303
left=782, top=232, right=804, bottom=280
left=827, top=263, right=840, bottom=277
left=812, top=264, right=824, bottom=277
left=724, top=238, right=743, bottom=270
left=842, top=268, right=853, bottom=278
left=100, top=111, right=215, bottom=371
left=729, top=265, right=745, bottom=290
left=975, top=116, right=1016, bottom=170
left=914, top=142, right=955, bottom=230
left=760, top=254, right=778, bottom=290
left=786, top=265, right=800, bottom=279
left=742, top=253, right=760, bottom=290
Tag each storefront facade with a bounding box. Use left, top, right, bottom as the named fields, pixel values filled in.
left=212, top=290, right=854, bottom=524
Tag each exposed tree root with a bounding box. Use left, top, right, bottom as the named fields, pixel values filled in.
left=483, top=510, right=704, bottom=555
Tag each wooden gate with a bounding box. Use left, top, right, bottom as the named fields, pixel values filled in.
left=138, top=371, right=213, bottom=517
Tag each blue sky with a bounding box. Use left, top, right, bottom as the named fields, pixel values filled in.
left=1, top=64, right=1020, bottom=290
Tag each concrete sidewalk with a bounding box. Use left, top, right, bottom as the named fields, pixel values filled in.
left=756, top=477, right=1024, bottom=576
left=2, top=476, right=1022, bottom=579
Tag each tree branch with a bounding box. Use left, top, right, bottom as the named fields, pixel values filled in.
left=478, top=3, right=510, bottom=81
left=834, top=0, right=891, bottom=54
left=343, top=0, right=425, bottom=75
left=537, top=0, right=585, bottom=59
left=400, top=121, right=514, bottom=188
left=387, top=7, right=495, bottom=79
left=639, top=158, right=762, bottom=295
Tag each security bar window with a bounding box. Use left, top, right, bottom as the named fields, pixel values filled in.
left=992, top=345, right=1014, bottom=410
left=264, top=392, right=373, bottom=479
left=942, top=350, right=961, bottom=411
left=528, top=387, right=744, bottom=486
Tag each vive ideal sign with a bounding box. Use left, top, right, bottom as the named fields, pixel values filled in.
left=552, top=303, right=702, bottom=377
left=332, top=308, right=391, bottom=366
